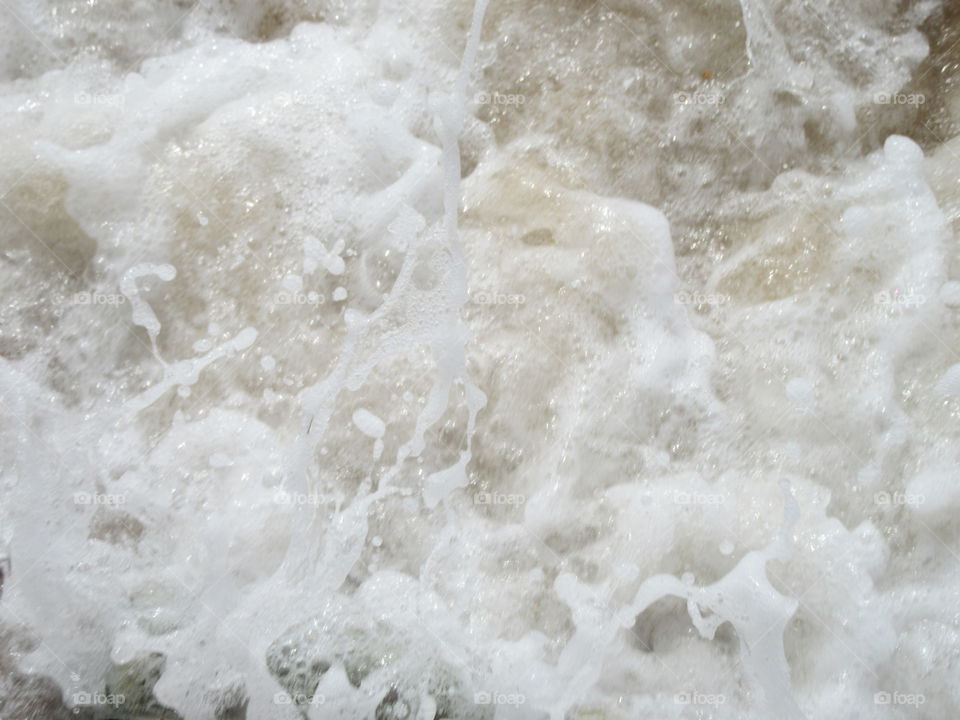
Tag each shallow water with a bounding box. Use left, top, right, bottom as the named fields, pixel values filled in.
left=1, top=0, right=960, bottom=718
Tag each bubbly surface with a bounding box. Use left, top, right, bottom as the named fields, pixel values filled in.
left=1, top=1, right=960, bottom=718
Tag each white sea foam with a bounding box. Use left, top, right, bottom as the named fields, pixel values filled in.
left=1, top=0, right=959, bottom=718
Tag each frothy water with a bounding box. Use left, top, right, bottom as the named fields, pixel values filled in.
left=1, top=0, right=960, bottom=718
